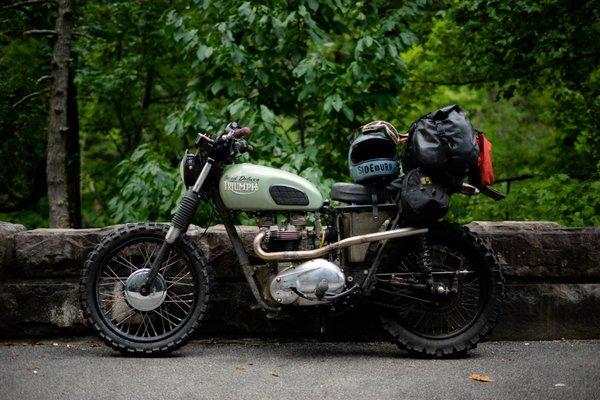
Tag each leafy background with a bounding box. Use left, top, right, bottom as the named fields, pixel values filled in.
left=1, top=0, right=599, bottom=228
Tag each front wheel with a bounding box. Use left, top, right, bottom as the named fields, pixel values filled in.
left=372, top=222, right=503, bottom=357
left=80, top=223, right=213, bottom=355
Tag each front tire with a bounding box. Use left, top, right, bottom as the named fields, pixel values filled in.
left=374, top=222, right=503, bottom=357
left=80, top=223, right=213, bottom=355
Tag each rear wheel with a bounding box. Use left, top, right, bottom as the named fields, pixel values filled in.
left=373, top=222, right=503, bottom=357
left=80, top=223, right=213, bottom=355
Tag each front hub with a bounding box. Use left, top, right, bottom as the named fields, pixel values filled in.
left=124, top=268, right=167, bottom=311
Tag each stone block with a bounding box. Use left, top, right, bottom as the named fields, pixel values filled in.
left=0, top=222, right=26, bottom=271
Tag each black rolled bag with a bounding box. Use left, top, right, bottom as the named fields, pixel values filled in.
left=402, top=104, right=479, bottom=180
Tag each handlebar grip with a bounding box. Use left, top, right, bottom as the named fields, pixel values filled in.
left=223, top=126, right=251, bottom=141
left=232, top=127, right=251, bottom=139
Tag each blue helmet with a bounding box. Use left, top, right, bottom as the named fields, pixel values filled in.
left=348, top=125, right=399, bottom=184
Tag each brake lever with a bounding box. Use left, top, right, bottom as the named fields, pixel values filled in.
left=459, top=183, right=480, bottom=196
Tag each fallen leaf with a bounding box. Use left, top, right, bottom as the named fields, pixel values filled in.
left=469, top=373, right=493, bottom=383
left=235, top=365, right=246, bottom=372
left=271, top=373, right=279, bottom=377
left=89, top=342, right=102, bottom=348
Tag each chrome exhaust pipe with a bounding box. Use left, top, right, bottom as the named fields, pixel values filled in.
left=253, top=227, right=428, bottom=261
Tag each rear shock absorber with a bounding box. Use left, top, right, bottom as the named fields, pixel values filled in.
left=420, top=235, right=435, bottom=292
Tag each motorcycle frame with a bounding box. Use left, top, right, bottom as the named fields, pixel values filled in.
left=205, top=168, right=424, bottom=314
left=145, top=154, right=428, bottom=314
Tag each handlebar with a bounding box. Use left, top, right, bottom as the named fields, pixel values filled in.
left=221, top=126, right=252, bottom=141
left=194, top=123, right=253, bottom=161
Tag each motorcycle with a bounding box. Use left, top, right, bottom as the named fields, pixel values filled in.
left=80, top=121, right=504, bottom=357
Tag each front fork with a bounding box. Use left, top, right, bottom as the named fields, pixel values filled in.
left=139, top=159, right=214, bottom=296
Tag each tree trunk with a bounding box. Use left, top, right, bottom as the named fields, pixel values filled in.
left=46, top=0, right=80, bottom=228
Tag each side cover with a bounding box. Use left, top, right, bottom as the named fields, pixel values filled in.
left=219, top=163, right=324, bottom=211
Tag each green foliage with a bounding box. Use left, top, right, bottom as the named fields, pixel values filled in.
left=1, top=0, right=599, bottom=228
left=451, top=175, right=600, bottom=227
left=0, top=7, right=52, bottom=221
left=107, top=145, right=183, bottom=223
left=164, top=0, right=432, bottom=188
left=75, top=0, right=194, bottom=227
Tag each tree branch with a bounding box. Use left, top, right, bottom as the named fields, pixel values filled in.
left=73, top=30, right=95, bottom=40
left=36, top=75, right=51, bottom=84
left=24, top=29, right=57, bottom=37
left=1, top=0, right=56, bottom=9
left=12, top=88, right=50, bottom=107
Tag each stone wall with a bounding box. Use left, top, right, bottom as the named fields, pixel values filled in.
left=0, top=221, right=599, bottom=340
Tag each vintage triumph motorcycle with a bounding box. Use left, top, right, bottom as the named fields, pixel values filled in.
left=81, top=112, right=504, bottom=357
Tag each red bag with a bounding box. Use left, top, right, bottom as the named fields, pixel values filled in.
left=476, top=133, right=495, bottom=186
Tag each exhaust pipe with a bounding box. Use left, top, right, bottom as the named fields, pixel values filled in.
left=253, top=227, right=428, bottom=261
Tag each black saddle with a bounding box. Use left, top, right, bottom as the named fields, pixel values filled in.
left=331, top=181, right=400, bottom=204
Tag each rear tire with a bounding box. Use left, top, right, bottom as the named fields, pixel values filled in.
left=79, top=223, right=213, bottom=355
left=375, top=222, right=503, bottom=358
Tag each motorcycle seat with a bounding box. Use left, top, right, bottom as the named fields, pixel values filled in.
left=331, top=182, right=400, bottom=204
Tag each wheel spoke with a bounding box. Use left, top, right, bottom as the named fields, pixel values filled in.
left=112, top=256, right=137, bottom=273
left=159, top=250, right=176, bottom=274
left=153, top=308, right=176, bottom=331
left=166, top=269, right=192, bottom=287
left=166, top=293, right=192, bottom=313
left=103, top=264, right=125, bottom=283
left=115, top=309, right=136, bottom=327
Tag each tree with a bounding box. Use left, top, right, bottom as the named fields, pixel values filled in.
left=46, top=0, right=80, bottom=228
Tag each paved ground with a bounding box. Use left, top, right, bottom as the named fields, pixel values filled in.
left=0, top=338, right=599, bottom=400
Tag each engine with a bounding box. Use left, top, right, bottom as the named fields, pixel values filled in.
left=255, top=213, right=346, bottom=306
left=269, top=259, right=345, bottom=305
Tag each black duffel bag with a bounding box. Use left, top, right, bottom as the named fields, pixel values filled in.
left=397, top=168, right=449, bottom=223
left=402, top=104, right=479, bottom=178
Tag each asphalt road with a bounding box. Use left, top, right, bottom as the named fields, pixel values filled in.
left=1, top=338, right=599, bottom=400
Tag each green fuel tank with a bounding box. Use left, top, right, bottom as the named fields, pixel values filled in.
left=219, top=163, right=324, bottom=211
